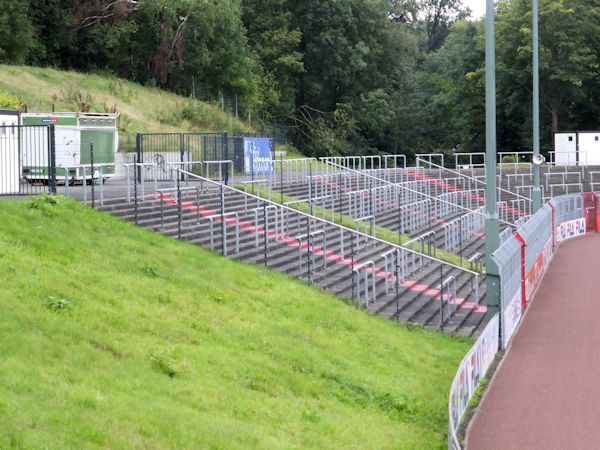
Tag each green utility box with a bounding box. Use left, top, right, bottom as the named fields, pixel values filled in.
left=21, top=112, right=118, bottom=182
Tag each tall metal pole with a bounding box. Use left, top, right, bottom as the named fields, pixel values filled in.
left=532, top=0, right=542, bottom=212
left=485, top=0, right=501, bottom=318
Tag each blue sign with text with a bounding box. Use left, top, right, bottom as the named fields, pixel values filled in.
left=244, top=138, right=273, bottom=175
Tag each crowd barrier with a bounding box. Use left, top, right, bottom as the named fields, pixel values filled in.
left=448, top=192, right=597, bottom=449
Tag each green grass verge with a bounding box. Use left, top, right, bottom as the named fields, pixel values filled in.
left=0, top=196, right=471, bottom=449
left=236, top=184, right=481, bottom=272
left=0, top=65, right=253, bottom=151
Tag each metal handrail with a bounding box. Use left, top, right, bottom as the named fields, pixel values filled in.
left=383, top=154, right=407, bottom=169
left=174, top=168, right=480, bottom=276
left=296, top=229, right=328, bottom=272
left=352, top=260, right=376, bottom=307
left=324, top=159, right=514, bottom=227
left=125, top=162, right=158, bottom=202
left=202, top=160, right=234, bottom=181
left=454, top=152, right=486, bottom=169
left=415, top=156, right=532, bottom=205
left=206, top=212, right=240, bottom=256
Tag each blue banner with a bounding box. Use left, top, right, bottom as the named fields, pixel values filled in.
left=244, top=138, right=273, bottom=175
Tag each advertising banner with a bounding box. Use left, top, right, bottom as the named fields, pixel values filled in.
left=449, top=314, right=499, bottom=449
left=556, top=218, right=586, bottom=243
left=525, top=237, right=553, bottom=302
left=502, top=290, right=522, bottom=349
left=243, top=138, right=273, bottom=175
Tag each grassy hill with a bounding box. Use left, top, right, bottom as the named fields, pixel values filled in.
left=0, top=197, right=470, bottom=449
left=0, top=65, right=253, bottom=151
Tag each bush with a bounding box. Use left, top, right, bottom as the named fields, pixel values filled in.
left=0, top=91, right=25, bottom=111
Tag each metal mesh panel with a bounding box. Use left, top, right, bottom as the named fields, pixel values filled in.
left=491, top=234, right=521, bottom=312
left=518, top=204, right=553, bottom=272
left=550, top=194, right=584, bottom=224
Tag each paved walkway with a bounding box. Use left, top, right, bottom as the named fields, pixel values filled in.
left=467, top=233, right=600, bottom=449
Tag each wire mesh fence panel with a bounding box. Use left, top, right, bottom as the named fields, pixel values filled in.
left=551, top=194, right=584, bottom=224
left=493, top=192, right=588, bottom=350
left=517, top=204, right=553, bottom=275
left=0, top=124, right=24, bottom=195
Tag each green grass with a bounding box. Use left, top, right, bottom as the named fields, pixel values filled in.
left=0, top=196, right=471, bottom=449
left=0, top=65, right=253, bottom=151
left=236, top=184, right=480, bottom=271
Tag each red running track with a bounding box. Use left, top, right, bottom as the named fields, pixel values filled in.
left=467, top=233, right=600, bottom=449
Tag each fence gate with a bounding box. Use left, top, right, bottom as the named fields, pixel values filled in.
left=0, top=123, right=56, bottom=196
left=136, top=132, right=229, bottom=181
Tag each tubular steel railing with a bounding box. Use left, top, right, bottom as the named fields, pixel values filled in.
left=414, top=156, right=531, bottom=219
left=324, top=159, right=499, bottom=224
left=166, top=168, right=482, bottom=328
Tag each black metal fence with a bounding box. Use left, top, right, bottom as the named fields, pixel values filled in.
left=136, top=132, right=267, bottom=183
left=0, top=124, right=56, bottom=196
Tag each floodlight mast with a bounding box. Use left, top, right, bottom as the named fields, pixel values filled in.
left=532, top=0, right=543, bottom=213
left=484, top=0, right=501, bottom=318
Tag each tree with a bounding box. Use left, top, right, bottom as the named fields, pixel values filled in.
left=425, top=19, right=485, bottom=151
left=0, top=0, right=38, bottom=64
left=496, top=0, right=600, bottom=135
left=418, top=0, right=471, bottom=52
left=242, top=0, right=304, bottom=116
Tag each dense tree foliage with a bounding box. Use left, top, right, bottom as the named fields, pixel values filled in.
left=2, top=0, right=598, bottom=157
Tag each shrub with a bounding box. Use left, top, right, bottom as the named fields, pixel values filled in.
left=0, top=91, right=25, bottom=111
left=58, top=85, right=95, bottom=112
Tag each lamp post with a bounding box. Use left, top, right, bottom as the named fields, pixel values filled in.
left=485, top=0, right=501, bottom=318
left=532, top=0, right=543, bottom=212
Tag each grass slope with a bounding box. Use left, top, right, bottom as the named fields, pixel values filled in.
left=0, top=197, right=470, bottom=449
left=0, top=65, right=252, bottom=150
